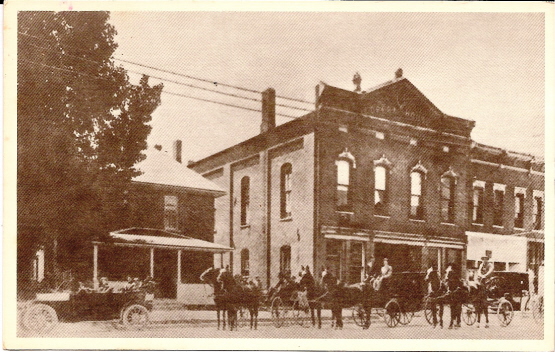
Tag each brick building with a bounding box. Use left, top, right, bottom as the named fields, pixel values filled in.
left=189, top=70, right=544, bottom=288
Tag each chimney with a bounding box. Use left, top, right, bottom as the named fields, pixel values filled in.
left=173, top=140, right=182, bottom=163
left=395, top=68, right=403, bottom=80
left=261, top=88, right=276, bottom=134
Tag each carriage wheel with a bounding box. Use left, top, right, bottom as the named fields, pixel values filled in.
left=121, top=304, right=149, bottom=329
left=497, top=300, right=514, bottom=327
left=351, top=304, right=369, bottom=327
left=292, top=301, right=311, bottom=327
left=384, top=300, right=401, bottom=328
left=237, top=306, right=251, bottom=328
left=462, top=303, right=477, bottom=326
left=271, top=297, right=288, bottom=328
left=423, top=297, right=434, bottom=325
left=399, top=307, right=414, bottom=325
left=23, top=304, right=58, bottom=334
left=532, top=297, right=543, bottom=325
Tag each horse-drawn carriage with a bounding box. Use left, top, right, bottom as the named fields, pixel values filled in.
left=351, top=272, right=427, bottom=328
left=422, top=271, right=528, bottom=328
left=19, top=284, right=154, bottom=334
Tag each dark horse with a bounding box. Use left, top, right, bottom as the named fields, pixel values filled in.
left=200, top=267, right=228, bottom=330
left=298, top=266, right=324, bottom=329
left=217, top=271, right=261, bottom=331
left=320, top=269, right=360, bottom=329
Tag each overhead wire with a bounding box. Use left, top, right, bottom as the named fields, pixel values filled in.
left=18, top=58, right=300, bottom=119
left=18, top=32, right=313, bottom=112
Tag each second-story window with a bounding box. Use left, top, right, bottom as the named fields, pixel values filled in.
left=280, top=163, right=292, bottom=219
left=336, top=159, right=352, bottom=211
left=514, top=189, right=525, bottom=228
left=374, top=165, right=388, bottom=215
left=472, top=181, right=485, bottom=224
left=410, top=171, right=424, bottom=219
left=533, top=192, right=544, bottom=230
left=440, top=176, right=455, bottom=223
left=240, top=176, right=250, bottom=226
left=493, top=184, right=505, bottom=227
left=164, top=195, right=179, bottom=231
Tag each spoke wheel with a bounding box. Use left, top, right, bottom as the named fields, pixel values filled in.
left=292, top=301, right=311, bottom=327
left=121, top=304, right=149, bottom=329
left=532, top=298, right=544, bottom=325
left=462, top=303, right=477, bottom=326
left=23, top=304, right=58, bottom=334
left=423, top=298, right=434, bottom=325
left=351, top=304, right=369, bottom=328
left=271, top=297, right=288, bottom=328
left=497, top=300, right=514, bottom=327
left=399, top=308, right=414, bottom=325
left=237, top=306, right=251, bottom=328
left=384, top=300, right=401, bottom=328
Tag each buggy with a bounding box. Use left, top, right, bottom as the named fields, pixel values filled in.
left=352, top=272, right=427, bottom=327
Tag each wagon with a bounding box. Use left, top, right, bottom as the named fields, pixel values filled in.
left=459, top=272, right=528, bottom=327
left=20, top=288, right=154, bottom=333
left=352, top=272, right=426, bottom=328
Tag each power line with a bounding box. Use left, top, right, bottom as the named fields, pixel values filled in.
left=164, top=91, right=297, bottom=119
left=18, top=34, right=313, bottom=112
left=18, top=58, right=301, bottom=119
left=114, top=57, right=314, bottom=105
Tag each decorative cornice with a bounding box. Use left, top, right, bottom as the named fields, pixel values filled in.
left=411, top=160, right=428, bottom=176
left=373, top=154, right=393, bottom=169
left=337, top=148, right=356, bottom=168
left=442, top=166, right=459, bottom=180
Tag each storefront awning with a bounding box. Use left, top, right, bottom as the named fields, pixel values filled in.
left=94, top=228, right=233, bottom=253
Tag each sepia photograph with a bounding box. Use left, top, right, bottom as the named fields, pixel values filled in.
left=3, top=1, right=553, bottom=350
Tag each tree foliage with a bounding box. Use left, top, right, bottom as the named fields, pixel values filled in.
left=17, top=11, right=163, bottom=280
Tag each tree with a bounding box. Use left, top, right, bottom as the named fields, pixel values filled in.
left=17, top=11, right=163, bottom=289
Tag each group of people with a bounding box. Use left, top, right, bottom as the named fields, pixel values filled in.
left=76, top=276, right=156, bottom=294
left=425, top=255, right=494, bottom=329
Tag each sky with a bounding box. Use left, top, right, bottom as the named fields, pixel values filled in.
left=108, top=11, right=546, bottom=162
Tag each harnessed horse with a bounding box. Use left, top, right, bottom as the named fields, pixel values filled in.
left=199, top=267, right=227, bottom=330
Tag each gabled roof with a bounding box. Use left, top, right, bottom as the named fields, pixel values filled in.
left=132, top=148, right=225, bottom=196
left=99, top=228, right=233, bottom=253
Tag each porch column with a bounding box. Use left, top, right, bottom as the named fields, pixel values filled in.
left=177, top=250, right=182, bottom=285
left=93, top=244, right=99, bottom=290
left=150, top=248, right=155, bottom=277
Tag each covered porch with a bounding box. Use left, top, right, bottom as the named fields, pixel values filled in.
left=91, top=228, right=232, bottom=304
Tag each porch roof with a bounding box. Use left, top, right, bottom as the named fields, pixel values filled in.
left=95, top=228, right=233, bottom=253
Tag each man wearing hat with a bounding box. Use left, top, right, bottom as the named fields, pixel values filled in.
left=476, top=253, right=494, bottom=284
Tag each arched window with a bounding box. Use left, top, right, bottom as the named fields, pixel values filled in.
left=336, top=159, right=352, bottom=211
left=280, top=245, right=291, bottom=275
left=240, top=176, right=250, bottom=226
left=374, top=166, right=388, bottom=215
left=280, top=163, right=292, bottom=219
left=240, top=248, right=250, bottom=277
left=410, top=171, right=424, bottom=219
left=440, top=176, right=456, bottom=223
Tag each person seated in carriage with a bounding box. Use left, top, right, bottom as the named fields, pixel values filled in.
left=373, top=258, right=393, bottom=291
left=97, top=277, right=112, bottom=293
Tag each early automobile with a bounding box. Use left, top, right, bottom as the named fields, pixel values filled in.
left=20, top=283, right=154, bottom=333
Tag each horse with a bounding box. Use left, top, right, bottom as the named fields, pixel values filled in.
left=320, top=269, right=360, bottom=329
left=199, top=267, right=228, bottom=330
left=425, top=267, right=446, bottom=328
left=298, top=266, right=324, bottom=329
left=218, top=272, right=262, bottom=331
left=467, top=277, right=492, bottom=328
left=443, top=265, right=464, bottom=329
